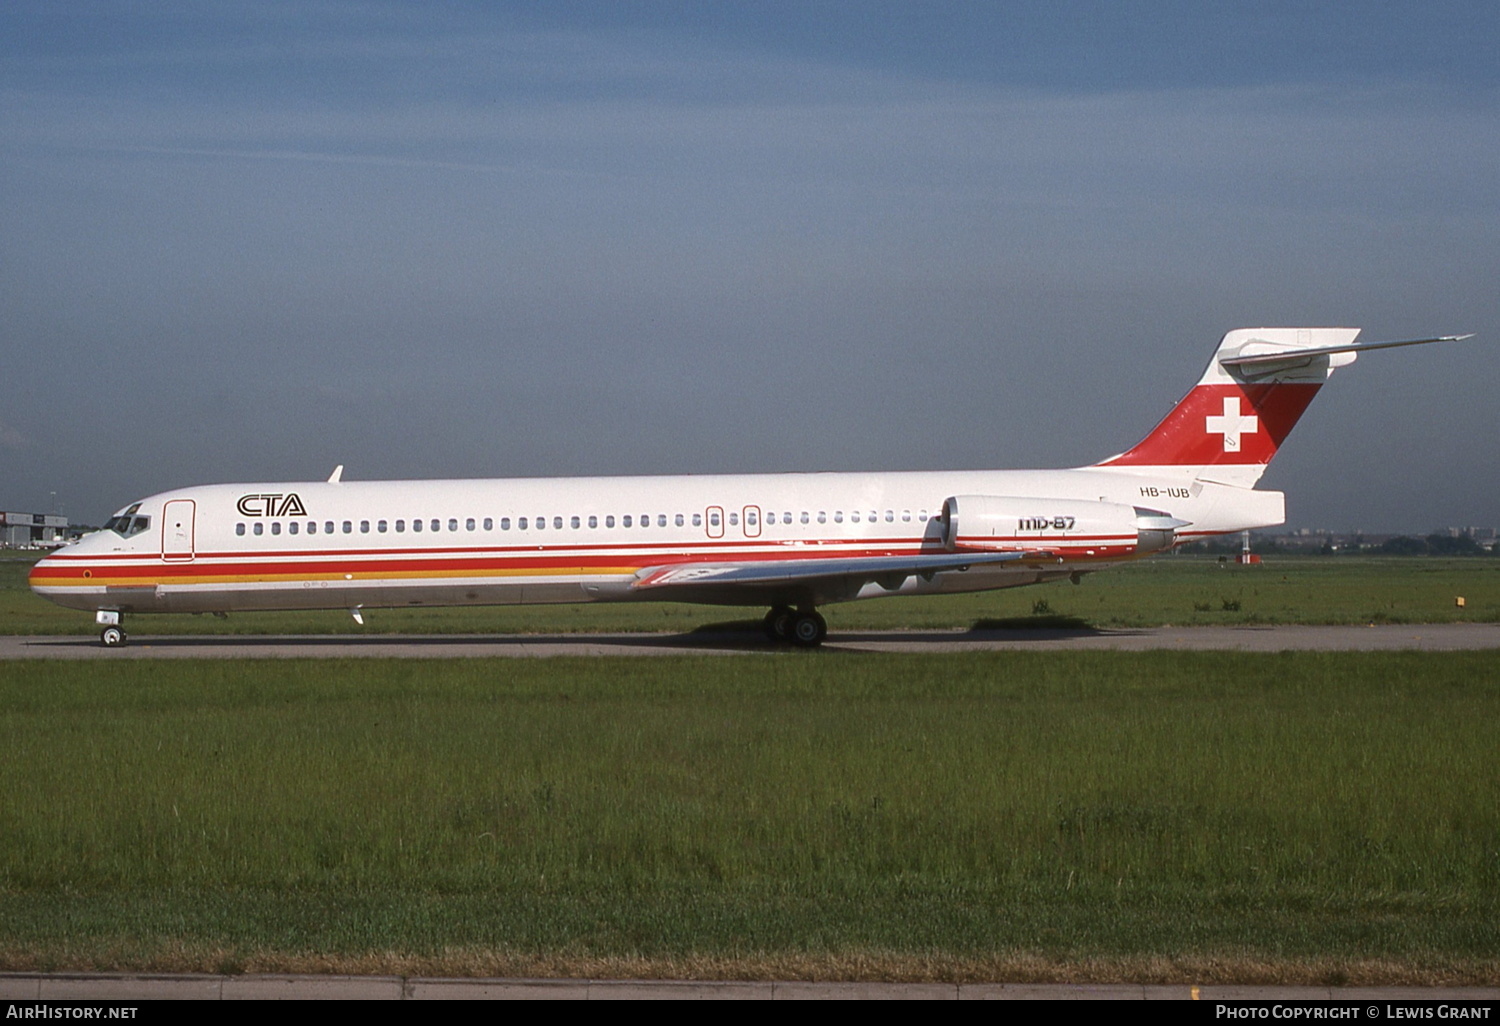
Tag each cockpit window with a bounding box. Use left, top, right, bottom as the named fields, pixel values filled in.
left=104, top=504, right=151, bottom=537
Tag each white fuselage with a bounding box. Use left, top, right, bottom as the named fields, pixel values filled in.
left=31, top=464, right=1281, bottom=616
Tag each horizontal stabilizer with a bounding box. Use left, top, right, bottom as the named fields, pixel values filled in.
left=1219, top=334, right=1473, bottom=369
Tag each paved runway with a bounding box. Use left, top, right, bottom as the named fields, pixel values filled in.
left=3, top=623, right=1498, bottom=658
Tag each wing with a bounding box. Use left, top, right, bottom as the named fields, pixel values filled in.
left=629, top=549, right=1054, bottom=606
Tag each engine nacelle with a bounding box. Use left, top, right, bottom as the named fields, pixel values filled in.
left=940, top=495, right=1186, bottom=558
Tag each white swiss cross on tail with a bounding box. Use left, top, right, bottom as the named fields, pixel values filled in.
left=1205, top=396, right=1258, bottom=453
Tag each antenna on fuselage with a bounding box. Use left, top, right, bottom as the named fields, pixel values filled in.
left=328, top=465, right=344, bottom=484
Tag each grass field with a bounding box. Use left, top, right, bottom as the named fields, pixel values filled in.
left=4, top=553, right=1500, bottom=636
left=1, top=652, right=1497, bottom=983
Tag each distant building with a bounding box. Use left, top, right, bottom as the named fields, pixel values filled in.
left=1259, top=526, right=1497, bottom=554
left=0, top=511, right=70, bottom=548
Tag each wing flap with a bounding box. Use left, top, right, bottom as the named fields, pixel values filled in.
left=631, top=550, right=1053, bottom=593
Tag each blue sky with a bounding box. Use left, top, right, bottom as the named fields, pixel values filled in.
left=3, top=1, right=1497, bottom=531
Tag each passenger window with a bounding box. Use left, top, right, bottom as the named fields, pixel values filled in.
left=289, top=522, right=299, bottom=535
left=818, top=512, right=826, bottom=524
left=536, top=517, right=546, bottom=531
left=343, top=521, right=352, bottom=534
left=483, top=518, right=493, bottom=530
left=324, top=522, right=334, bottom=534
left=801, top=512, right=809, bottom=524
left=518, top=517, right=528, bottom=530
left=413, top=519, right=423, bottom=533
left=606, top=515, right=616, bottom=528
left=919, top=510, right=928, bottom=521
left=500, top=518, right=510, bottom=530
left=571, top=516, right=581, bottom=529
left=253, top=523, right=264, bottom=536
left=657, top=514, right=667, bottom=528
left=851, top=511, right=860, bottom=523
left=588, top=515, right=598, bottom=529
left=885, top=511, right=894, bottom=522
left=834, top=511, right=843, bottom=523
left=623, top=515, right=632, bottom=528
left=747, top=511, right=758, bottom=526
left=675, top=513, right=684, bottom=527
left=902, top=510, right=911, bottom=522
left=466, top=518, right=476, bottom=531
left=236, top=523, right=245, bottom=536
left=395, top=520, right=405, bottom=533
left=360, top=521, right=370, bottom=534
left=449, top=519, right=459, bottom=532
left=308, top=521, right=318, bottom=535
left=692, top=513, right=702, bottom=527
left=377, top=520, right=388, bottom=533
left=708, top=512, right=719, bottom=527
left=641, top=514, right=650, bottom=527
left=728, top=512, right=739, bottom=526
left=271, top=522, right=282, bottom=535
left=553, top=517, right=563, bottom=530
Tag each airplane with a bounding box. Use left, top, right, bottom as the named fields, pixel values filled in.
left=29, top=327, right=1474, bottom=648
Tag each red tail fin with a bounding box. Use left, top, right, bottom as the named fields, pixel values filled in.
left=1094, top=328, right=1360, bottom=485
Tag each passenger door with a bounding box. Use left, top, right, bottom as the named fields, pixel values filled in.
left=161, top=499, right=196, bottom=562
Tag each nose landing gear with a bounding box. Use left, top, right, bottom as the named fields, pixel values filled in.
left=96, top=610, right=127, bottom=647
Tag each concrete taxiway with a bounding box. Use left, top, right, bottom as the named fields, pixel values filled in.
left=1, top=623, right=1498, bottom=658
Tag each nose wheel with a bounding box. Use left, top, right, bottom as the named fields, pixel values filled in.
left=96, top=610, right=127, bottom=647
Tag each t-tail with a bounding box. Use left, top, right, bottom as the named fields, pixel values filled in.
left=1093, top=328, right=1473, bottom=488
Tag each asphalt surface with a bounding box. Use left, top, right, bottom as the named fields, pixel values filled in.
left=2, top=623, right=1498, bottom=658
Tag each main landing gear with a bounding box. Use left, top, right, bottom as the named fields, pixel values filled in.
left=762, top=605, right=827, bottom=648
left=97, top=611, right=127, bottom=647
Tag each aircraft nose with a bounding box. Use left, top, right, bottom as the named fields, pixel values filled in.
left=27, top=554, right=52, bottom=596
left=28, top=550, right=59, bottom=583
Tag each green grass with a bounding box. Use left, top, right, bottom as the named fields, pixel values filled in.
left=1, top=653, right=1497, bottom=981
left=4, top=553, right=1500, bottom=636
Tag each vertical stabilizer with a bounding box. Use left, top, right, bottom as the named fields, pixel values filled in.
left=1093, top=328, right=1361, bottom=487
